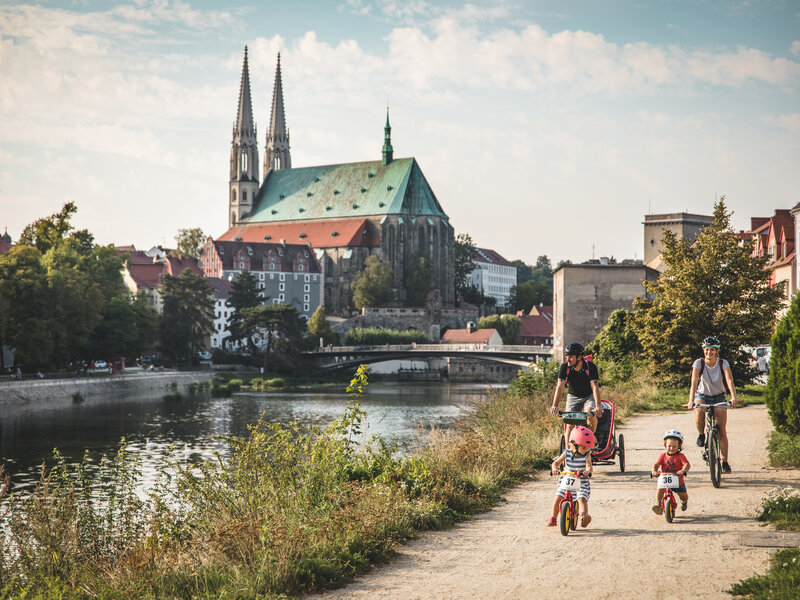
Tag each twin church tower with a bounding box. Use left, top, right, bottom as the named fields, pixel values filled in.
left=221, top=47, right=455, bottom=315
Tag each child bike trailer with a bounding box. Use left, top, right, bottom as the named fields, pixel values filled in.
left=560, top=399, right=625, bottom=471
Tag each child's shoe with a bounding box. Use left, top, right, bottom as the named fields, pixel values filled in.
left=652, top=504, right=663, bottom=515
left=580, top=514, right=592, bottom=528
left=547, top=517, right=557, bottom=527
left=680, top=501, right=688, bottom=511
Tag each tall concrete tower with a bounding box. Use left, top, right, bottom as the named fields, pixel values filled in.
left=229, top=47, right=260, bottom=229
left=263, top=53, right=291, bottom=173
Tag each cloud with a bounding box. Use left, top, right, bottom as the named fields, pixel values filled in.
left=761, top=113, right=800, bottom=133
left=791, top=40, right=800, bottom=56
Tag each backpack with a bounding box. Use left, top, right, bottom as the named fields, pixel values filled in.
left=697, top=358, right=730, bottom=393
left=565, top=355, right=594, bottom=382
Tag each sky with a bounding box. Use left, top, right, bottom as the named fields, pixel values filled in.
left=1, top=0, right=798, bottom=266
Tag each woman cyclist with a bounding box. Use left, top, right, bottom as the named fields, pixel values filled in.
left=688, top=336, right=739, bottom=473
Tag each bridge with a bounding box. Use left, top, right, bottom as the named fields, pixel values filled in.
left=303, top=344, right=552, bottom=372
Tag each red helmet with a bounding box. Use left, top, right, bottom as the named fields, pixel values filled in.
left=569, top=425, right=596, bottom=448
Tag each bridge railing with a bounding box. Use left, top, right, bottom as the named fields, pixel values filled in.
left=307, top=344, right=552, bottom=355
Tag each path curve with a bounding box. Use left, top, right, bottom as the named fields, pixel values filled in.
left=313, top=404, right=799, bottom=600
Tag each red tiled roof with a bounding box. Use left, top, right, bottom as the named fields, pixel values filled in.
left=441, top=328, right=498, bottom=344
left=769, top=250, right=795, bottom=270
left=474, top=247, right=513, bottom=267
left=520, top=314, right=553, bottom=338
left=127, top=263, right=164, bottom=288
left=218, top=218, right=379, bottom=248
left=165, top=256, right=203, bottom=277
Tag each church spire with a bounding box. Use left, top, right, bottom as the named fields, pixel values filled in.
left=264, top=52, right=291, bottom=172
left=229, top=46, right=260, bottom=228
left=382, top=107, right=393, bottom=166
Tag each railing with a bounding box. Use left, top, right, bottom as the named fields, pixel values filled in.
left=307, top=344, right=552, bottom=354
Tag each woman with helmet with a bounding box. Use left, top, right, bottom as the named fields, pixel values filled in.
left=550, top=342, right=603, bottom=433
left=548, top=425, right=596, bottom=528
left=688, top=336, right=739, bottom=473
left=651, top=430, right=691, bottom=514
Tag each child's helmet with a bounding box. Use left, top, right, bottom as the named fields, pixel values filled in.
left=663, top=429, right=683, bottom=447
left=569, top=425, right=596, bottom=448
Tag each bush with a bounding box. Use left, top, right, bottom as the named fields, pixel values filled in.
left=344, top=327, right=429, bottom=345
left=729, top=548, right=800, bottom=599
left=767, top=431, right=800, bottom=468
left=766, top=293, right=800, bottom=435
left=756, top=486, right=800, bottom=531
left=507, top=360, right=559, bottom=396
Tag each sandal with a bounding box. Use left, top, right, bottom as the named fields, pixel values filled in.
left=580, top=513, right=592, bottom=528
left=547, top=517, right=557, bottom=527
left=652, top=504, right=663, bottom=515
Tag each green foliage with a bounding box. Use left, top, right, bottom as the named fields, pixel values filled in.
left=228, top=270, right=261, bottom=348
left=404, top=252, right=433, bottom=306
left=343, top=327, right=429, bottom=345
left=766, top=293, right=800, bottom=435
left=508, top=255, right=553, bottom=312
left=589, top=308, right=643, bottom=384
left=174, top=227, right=206, bottom=261
left=755, top=486, right=800, bottom=531
left=729, top=547, right=800, bottom=599
left=307, top=305, right=338, bottom=346
left=635, top=198, right=782, bottom=386
left=767, top=431, right=800, bottom=468
left=17, top=202, right=79, bottom=254
left=508, top=360, right=560, bottom=396
left=351, top=255, right=394, bottom=309
left=248, top=377, right=287, bottom=391
left=241, top=303, right=306, bottom=373
left=454, top=233, right=477, bottom=298
left=477, top=314, right=521, bottom=344
left=159, top=269, right=215, bottom=363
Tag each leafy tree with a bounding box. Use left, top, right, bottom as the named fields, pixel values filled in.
left=635, top=198, right=782, bottom=386
left=509, top=280, right=551, bottom=313
left=228, top=270, right=261, bottom=347
left=512, top=259, right=533, bottom=284
left=159, top=270, right=214, bottom=363
left=92, top=295, right=158, bottom=362
left=351, top=256, right=394, bottom=309
left=461, top=284, right=495, bottom=307
left=175, top=227, right=206, bottom=261
left=454, top=233, right=477, bottom=298
left=241, top=304, right=305, bottom=373
left=556, top=259, right=572, bottom=269
left=404, top=252, right=433, bottom=306
left=307, top=305, right=338, bottom=347
left=0, top=246, right=54, bottom=370
left=765, top=294, right=800, bottom=434
left=477, top=314, right=521, bottom=344
left=18, top=202, right=78, bottom=253
left=589, top=308, right=643, bottom=383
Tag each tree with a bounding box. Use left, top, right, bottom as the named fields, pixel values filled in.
left=307, top=305, right=337, bottom=347
left=158, top=270, right=214, bottom=363
left=175, top=227, right=206, bottom=261
left=351, top=256, right=394, bottom=309
left=404, top=252, right=433, bottom=306
left=512, top=259, right=533, bottom=284
left=635, top=198, right=782, bottom=386
left=765, top=294, right=800, bottom=434
left=477, top=314, right=521, bottom=344
left=18, top=202, right=78, bottom=253
left=228, top=270, right=261, bottom=347
left=241, top=304, right=305, bottom=373
left=454, top=233, right=477, bottom=298
left=509, top=279, right=551, bottom=313
left=589, top=308, right=643, bottom=383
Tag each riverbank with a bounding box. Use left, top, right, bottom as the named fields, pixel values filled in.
left=0, top=370, right=212, bottom=408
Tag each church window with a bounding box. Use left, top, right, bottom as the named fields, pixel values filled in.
left=243, top=190, right=247, bottom=202
left=240, top=152, right=248, bottom=173
left=232, top=190, right=237, bottom=202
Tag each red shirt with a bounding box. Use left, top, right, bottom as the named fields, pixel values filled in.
left=655, top=451, right=688, bottom=486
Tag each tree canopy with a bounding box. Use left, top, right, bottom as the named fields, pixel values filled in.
left=228, top=270, right=261, bottom=347
left=454, top=233, right=477, bottom=299
left=307, top=306, right=337, bottom=347
left=404, top=252, right=433, bottom=306
left=175, top=227, right=206, bottom=261
left=159, top=269, right=214, bottom=363
left=765, top=293, right=800, bottom=435
left=351, top=256, right=394, bottom=309
left=635, top=198, right=782, bottom=386
left=477, top=314, right=521, bottom=345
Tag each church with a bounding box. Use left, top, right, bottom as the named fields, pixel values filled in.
left=214, top=48, right=455, bottom=316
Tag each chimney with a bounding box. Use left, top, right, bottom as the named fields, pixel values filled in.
left=466, top=321, right=476, bottom=333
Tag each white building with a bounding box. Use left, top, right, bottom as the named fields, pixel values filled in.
left=469, top=247, right=517, bottom=307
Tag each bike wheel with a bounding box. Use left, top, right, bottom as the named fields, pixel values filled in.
left=559, top=433, right=565, bottom=454
left=618, top=433, right=626, bottom=472
left=570, top=502, right=578, bottom=530
left=664, top=497, right=675, bottom=523
left=559, top=501, right=570, bottom=536
left=709, top=430, right=721, bottom=488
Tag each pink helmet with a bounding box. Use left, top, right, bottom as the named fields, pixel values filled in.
left=569, top=426, right=596, bottom=448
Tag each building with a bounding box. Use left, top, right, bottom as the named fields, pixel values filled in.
left=643, top=212, right=713, bottom=271
left=216, top=48, right=455, bottom=316
left=0, top=229, right=12, bottom=255
left=793, top=202, right=800, bottom=295
left=519, top=304, right=553, bottom=346
left=552, top=259, right=659, bottom=358
left=743, top=209, right=796, bottom=316
left=469, top=247, right=517, bottom=307
left=200, top=237, right=323, bottom=321
left=206, top=276, right=233, bottom=349
left=121, top=247, right=203, bottom=313
left=441, top=324, right=503, bottom=346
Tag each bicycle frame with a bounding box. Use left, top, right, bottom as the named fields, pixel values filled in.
left=698, top=402, right=728, bottom=488
left=556, top=470, right=589, bottom=536
left=653, top=472, right=682, bottom=523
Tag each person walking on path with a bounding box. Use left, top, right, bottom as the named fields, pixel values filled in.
left=688, top=336, right=739, bottom=473
left=550, top=342, right=602, bottom=433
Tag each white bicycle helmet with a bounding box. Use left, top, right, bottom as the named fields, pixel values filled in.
left=663, top=429, right=684, bottom=447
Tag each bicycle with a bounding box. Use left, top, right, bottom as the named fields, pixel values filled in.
left=696, top=401, right=730, bottom=488
left=552, top=470, right=591, bottom=536
left=651, top=472, right=684, bottom=523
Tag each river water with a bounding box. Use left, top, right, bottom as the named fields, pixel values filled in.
left=0, top=381, right=501, bottom=494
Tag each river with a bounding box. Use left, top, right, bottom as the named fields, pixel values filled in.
left=0, top=381, right=502, bottom=494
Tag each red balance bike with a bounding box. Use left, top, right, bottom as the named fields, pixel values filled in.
left=553, top=470, right=591, bottom=536
left=651, top=472, right=683, bottom=523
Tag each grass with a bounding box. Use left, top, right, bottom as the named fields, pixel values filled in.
left=728, top=548, right=800, bottom=599
left=767, top=431, right=800, bottom=468
left=0, top=365, right=776, bottom=599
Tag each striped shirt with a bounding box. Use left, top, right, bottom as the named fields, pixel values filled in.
left=558, top=448, right=591, bottom=499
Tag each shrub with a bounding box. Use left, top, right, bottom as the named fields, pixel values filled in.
left=756, top=486, right=800, bottom=531
left=766, top=293, right=800, bottom=435
left=729, top=547, right=800, bottom=599
left=767, top=431, right=800, bottom=468
left=344, top=327, right=429, bottom=345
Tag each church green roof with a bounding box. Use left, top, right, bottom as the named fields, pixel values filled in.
left=245, top=157, right=449, bottom=224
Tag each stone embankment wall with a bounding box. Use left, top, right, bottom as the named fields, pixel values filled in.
left=0, top=371, right=212, bottom=407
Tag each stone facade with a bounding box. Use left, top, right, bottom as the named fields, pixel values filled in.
left=643, top=212, right=713, bottom=271
left=552, top=260, right=659, bottom=358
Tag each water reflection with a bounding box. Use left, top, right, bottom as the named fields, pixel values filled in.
left=0, top=382, right=499, bottom=493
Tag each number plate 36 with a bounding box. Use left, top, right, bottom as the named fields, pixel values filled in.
left=658, top=474, right=679, bottom=489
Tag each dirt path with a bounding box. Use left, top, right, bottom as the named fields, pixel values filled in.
left=312, top=404, right=800, bottom=600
